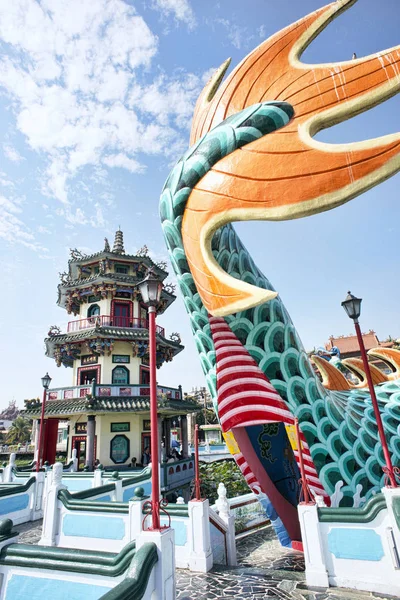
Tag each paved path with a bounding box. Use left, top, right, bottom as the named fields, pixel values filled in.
left=15, top=519, right=42, bottom=544
left=14, top=521, right=395, bottom=599
left=177, top=526, right=396, bottom=600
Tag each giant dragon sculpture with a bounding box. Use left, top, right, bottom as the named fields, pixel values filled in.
left=160, top=0, right=400, bottom=547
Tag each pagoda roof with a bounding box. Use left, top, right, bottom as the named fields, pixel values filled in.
left=22, top=396, right=199, bottom=418
left=325, top=331, right=394, bottom=355
left=57, top=274, right=175, bottom=314
left=45, top=325, right=183, bottom=364
left=68, top=252, right=168, bottom=278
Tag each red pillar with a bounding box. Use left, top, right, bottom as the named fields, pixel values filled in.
left=43, top=418, right=59, bottom=465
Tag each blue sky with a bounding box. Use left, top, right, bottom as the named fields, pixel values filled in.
left=0, top=0, right=399, bottom=409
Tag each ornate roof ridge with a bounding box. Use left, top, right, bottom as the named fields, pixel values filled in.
left=67, top=250, right=168, bottom=274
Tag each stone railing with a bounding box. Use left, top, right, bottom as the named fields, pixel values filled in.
left=46, top=384, right=182, bottom=401
left=298, top=487, right=400, bottom=597
left=161, top=456, right=194, bottom=491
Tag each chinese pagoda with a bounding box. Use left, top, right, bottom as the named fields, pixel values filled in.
left=23, top=230, right=197, bottom=469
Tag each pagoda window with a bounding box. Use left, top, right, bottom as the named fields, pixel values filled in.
left=88, top=304, right=100, bottom=318
left=112, top=366, right=130, bottom=385
left=140, top=366, right=150, bottom=385
left=79, top=367, right=99, bottom=385
left=115, top=264, right=128, bottom=274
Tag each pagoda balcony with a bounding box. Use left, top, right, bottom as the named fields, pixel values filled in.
left=66, top=315, right=165, bottom=337
left=47, top=383, right=182, bottom=401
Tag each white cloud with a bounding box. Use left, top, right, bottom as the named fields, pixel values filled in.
left=37, top=225, right=51, bottom=234
left=3, top=144, right=24, bottom=163
left=0, top=0, right=204, bottom=216
left=152, top=0, right=196, bottom=29
left=0, top=194, right=47, bottom=252
left=103, top=154, right=145, bottom=173
left=214, top=18, right=254, bottom=50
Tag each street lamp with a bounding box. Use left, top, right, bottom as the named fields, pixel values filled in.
left=341, top=292, right=397, bottom=487
left=36, top=372, right=52, bottom=472
left=138, top=268, right=163, bottom=529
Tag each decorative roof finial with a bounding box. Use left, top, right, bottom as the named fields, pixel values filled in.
left=104, top=237, right=110, bottom=252
left=112, top=229, right=125, bottom=254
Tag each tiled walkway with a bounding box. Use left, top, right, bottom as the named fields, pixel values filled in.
left=177, top=526, right=396, bottom=600
left=13, top=521, right=396, bottom=600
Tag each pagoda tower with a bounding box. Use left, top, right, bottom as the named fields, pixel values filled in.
left=24, top=230, right=196, bottom=471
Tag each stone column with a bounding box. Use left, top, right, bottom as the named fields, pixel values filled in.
left=164, top=418, right=171, bottom=456
left=33, top=419, right=40, bottom=463
left=85, top=415, right=96, bottom=471
left=298, top=503, right=329, bottom=588
left=181, top=415, right=189, bottom=457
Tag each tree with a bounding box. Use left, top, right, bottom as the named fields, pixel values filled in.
left=7, top=417, right=31, bottom=444
left=199, top=460, right=249, bottom=504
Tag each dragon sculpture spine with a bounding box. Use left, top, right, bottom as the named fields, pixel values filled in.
left=160, top=0, right=400, bottom=547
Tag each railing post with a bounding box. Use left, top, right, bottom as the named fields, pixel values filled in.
left=39, top=462, right=66, bottom=547
left=188, top=497, right=213, bottom=572
left=93, top=464, right=104, bottom=487
left=111, top=472, right=123, bottom=502
left=216, top=483, right=237, bottom=566
left=31, top=470, right=45, bottom=520
left=3, top=453, right=16, bottom=483
left=194, top=424, right=201, bottom=501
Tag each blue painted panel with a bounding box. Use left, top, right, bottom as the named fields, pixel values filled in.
left=62, top=514, right=125, bottom=540
left=63, top=479, right=92, bottom=492
left=160, top=517, right=187, bottom=546
left=90, top=495, right=111, bottom=502
left=328, top=528, right=384, bottom=561
left=0, top=494, right=29, bottom=515
left=5, top=575, right=111, bottom=600
left=123, top=481, right=151, bottom=502
left=210, top=522, right=226, bottom=565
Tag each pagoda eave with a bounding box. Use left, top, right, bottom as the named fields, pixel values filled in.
left=45, top=326, right=184, bottom=368
left=22, top=396, right=199, bottom=418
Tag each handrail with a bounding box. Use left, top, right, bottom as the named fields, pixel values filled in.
left=67, top=315, right=165, bottom=336
left=142, top=503, right=189, bottom=518
left=99, top=543, right=158, bottom=600
left=121, top=466, right=152, bottom=487
left=58, top=489, right=128, bottom=514
left=0, top=540, right=136, bottom=577
left=0, top=476, right=36, bottom=498
left=318, top=493, right=386, bottom=523
left=67, top=482, right=116, bottom=501
left=14, top=461, right=36, bottom=473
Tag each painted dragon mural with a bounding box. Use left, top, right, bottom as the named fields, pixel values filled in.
left=160, top=0, right=400, bottom=547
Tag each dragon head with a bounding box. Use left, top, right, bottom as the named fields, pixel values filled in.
left=182, top=0, right=400, bottom=317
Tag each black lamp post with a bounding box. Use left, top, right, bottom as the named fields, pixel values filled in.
left=341, top=292, right=397, bottom=487
left=138, top=268, right=164, bottom=529
left=36, top=372, right=52, bottom=472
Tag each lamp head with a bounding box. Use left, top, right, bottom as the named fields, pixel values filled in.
left=41, top=372, right=52, bottom=389
left=137, top=267, right=163, bottom=308
left=341, top=291, right=362, bottom=323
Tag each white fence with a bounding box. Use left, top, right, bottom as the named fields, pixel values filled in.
left=40, top=465, right=236, bottom=573
left=299, top=487, right=400, bottom=597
